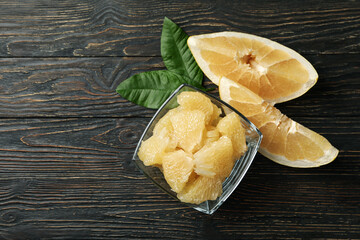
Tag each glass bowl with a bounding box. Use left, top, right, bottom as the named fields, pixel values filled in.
left=132, top=84, right=262, bottom=214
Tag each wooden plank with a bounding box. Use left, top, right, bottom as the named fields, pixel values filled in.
left=0, top=54, right=358, bottom=118
left=0, top=176, right=358, bottom=239
left=0, top=118, right=146, bottom=179
left=0, top=117, right=357, bottom=178
left=0, top=0, right=357, bottom=239
left=0, top=57, right=161, bottom=118
left=0, top=117, right=358, bottom=239
left=0, top=0, right=358, bottom=57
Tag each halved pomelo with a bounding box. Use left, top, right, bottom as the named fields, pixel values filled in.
left=188, top=32, right=318, bottom=104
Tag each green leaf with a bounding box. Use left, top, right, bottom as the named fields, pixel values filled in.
left=161, top=17, right=203, bottom=86
left=116, top=70, right=187, bottom=109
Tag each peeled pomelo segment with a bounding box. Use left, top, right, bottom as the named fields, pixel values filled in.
left=204, top=126, right=220, bottom=145
left=194, top=136, right=234, bottom=180
left=138, top=129, right=175, bottom=166
left=219, top=77, right=339, bottom=168
left=153, top=108, right=177, bottom=136
left=210, top=103, right=222, bottom=126
left=188, top=31, right=318, bottom=103
left=217, top=112, right=247, bottom=159
left=162, top=150, right=194, bottom=193
left=177, top=91, right=214, bottom=125
left=170, top=109, right=206, bottom=153
left=177, top=175, right=223, bottom=205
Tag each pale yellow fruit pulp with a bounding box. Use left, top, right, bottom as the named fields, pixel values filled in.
left=170, top=110, right=206, bottom=154
left=177, top=91, right=216, bottom=125
left=137, top=128, right=175, bottom=166
left=217, top=112, right=247, bottom=159
left=177, top=175, right=223, bottom=205
left=162, top=150, right=194, bottom=193
left=219, top=77, right=339, bottom=168
left=188, top=32, right=318, bottom=104
left=194, top=136, right=234, bottom=180
left=137, top=91, right=248, bottom=204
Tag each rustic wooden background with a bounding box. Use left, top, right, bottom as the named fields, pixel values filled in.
left=0, top=0, right=359, bottom=239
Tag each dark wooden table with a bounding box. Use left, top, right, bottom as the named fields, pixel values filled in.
left=0, top=1, right=359, bottom=239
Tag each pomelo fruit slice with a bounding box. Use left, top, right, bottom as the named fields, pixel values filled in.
left=188, top=32, right=318, bottom=104
left=219, top=77, right=338, bottom=168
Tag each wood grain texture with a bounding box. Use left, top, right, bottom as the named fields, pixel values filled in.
left=0, top=117, right=358, bottom=239
left=0, top=54, right=358, bottom=118
left=0, top=0, right=358, bottom=239
left=0, top=0, right=358, bottom=57
left=0, top=57, right=161, bottom=118
left=0, top=118, right=145, bottom=179
left=0, top=176, right=358, bottom=239
left=0, top=117, right=356, bottom=178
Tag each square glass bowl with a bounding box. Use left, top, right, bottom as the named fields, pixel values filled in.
left=132, top=84, right=262, bottom=214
